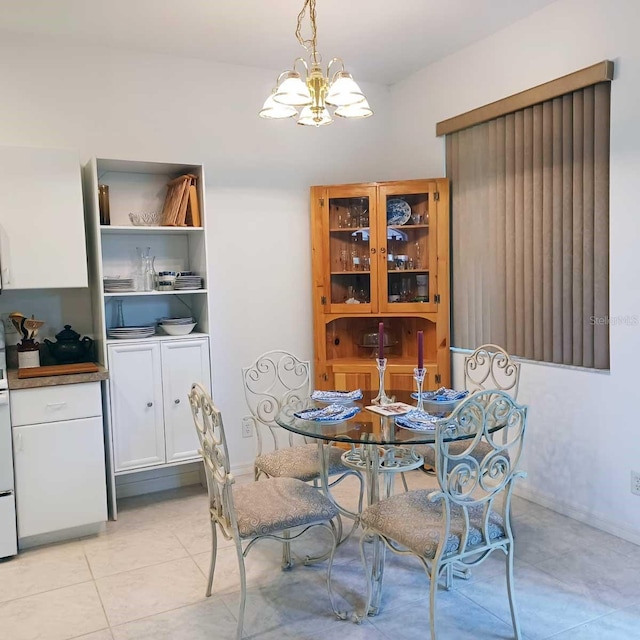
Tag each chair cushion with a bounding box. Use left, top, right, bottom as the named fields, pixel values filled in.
left=415, top=440, right=501, bottom=472
left=361, top=489, right=505, bottom=558
left=255, top=443, right=351, bottom=482
left=233, top=477, right=339, bottom=539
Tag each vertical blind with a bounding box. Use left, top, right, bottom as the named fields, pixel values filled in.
left=447, top=82, right=610, bottom=369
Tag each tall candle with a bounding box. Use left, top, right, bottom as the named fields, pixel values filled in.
left=417, top=330, right=424, bottom=370
left=378, top=322, right=384, bottom=360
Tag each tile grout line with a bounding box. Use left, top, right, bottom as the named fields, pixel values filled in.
left=80, top=544, right=113, bottom=634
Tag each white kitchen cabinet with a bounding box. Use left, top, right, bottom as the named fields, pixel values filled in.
left=13, top=416, right=107, bottom=539
left=108, top=342, right=165, bottom=471
left=108, top=337, right=210, bottom=472
left=0, top=146, right=88, bottom=289
left=162, top=338, right=211, bottom=462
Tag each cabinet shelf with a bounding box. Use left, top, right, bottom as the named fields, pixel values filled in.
left=331, top=270, right=370, bottom=275
left=106, top=332, right=209, bottom=344
left=329, top=226, right=370, bottom=233
left=103, top=289, right=207, bottom=297
left=101, top=225, right=204, bottom=234
left=387, top=269, right=429, bottom=274
left=387, top=224, right=429, bottom=230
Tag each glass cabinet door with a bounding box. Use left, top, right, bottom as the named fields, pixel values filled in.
left=324, top=186, right=378, bottom=314
left=377, top=182, right=438, bottom=313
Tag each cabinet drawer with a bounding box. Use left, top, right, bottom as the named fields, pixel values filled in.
left=10, top=382, right=102, bottom=427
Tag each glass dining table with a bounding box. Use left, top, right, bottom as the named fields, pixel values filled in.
left=276, top=389, right=461, bottom=619
left=275, top=389, right=446, bottom=517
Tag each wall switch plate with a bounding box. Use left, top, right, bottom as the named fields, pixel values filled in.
left=631, top=471, right=640, bottom=496
left=241, top=418, right=253, bottom=439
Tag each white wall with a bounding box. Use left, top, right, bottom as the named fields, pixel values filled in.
left=389, top=0, right=640, bottom=542
left=0, top=32, right=391, bottom=468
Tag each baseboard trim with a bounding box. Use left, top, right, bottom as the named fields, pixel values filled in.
left=231, top=462, right=255, bottom=478
left=19, top=522, right=106, bottom=550
left=115, top=463, right=203, bottom=499
left=514, top=485, right=640, bottom=546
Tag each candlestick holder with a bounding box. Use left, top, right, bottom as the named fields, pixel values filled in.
left=413, top=367, right=426, bottom=411
left=373, top=358, right=394, bottom=405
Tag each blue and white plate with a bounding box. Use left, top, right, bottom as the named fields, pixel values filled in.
left=387, top=199, right=412, bottom=225
left=411, top=388, right=469, bottom=402
left=311, top=389, right=363, bottom=404
left=294, top=404, right=361, bottom=424
left=395, top=409, right=440, bottom=432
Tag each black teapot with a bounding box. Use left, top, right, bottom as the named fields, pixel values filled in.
left=44, top=325, right=94, bottom=364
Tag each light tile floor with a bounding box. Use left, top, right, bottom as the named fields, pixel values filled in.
left=1, top=470, right=639, bottom=640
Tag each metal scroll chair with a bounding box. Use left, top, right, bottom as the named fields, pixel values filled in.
left=417, top=344, right=521, bottom=472
left=357, top=390, right=527, bottom=640
left=242, top=351, right=364, bottom=542
left=189, top=384, right=343, bottom=640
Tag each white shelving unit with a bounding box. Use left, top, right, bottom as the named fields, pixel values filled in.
left=83, top=157, right=212, bottom=519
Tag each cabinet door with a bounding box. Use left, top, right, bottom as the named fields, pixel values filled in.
left=332, top=363, right=378, bottom=392
left=161, top=338, right=211, bottom=462
left=108, top=343, right=165, bottom=471
left=13, top=417, right=107, bottom=538
left=377, top=181, right=439, bottom=313
left=315, top=185, right=379, bottom=314
left=0, top=146, right=88, bottom=289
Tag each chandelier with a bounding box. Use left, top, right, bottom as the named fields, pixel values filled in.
left=259, top=0, right=372, bottom=127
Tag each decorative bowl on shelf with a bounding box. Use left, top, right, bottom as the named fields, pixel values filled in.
left=159, top=322, right=196, bottom=336
left=129, top=212, right=162, bottom=226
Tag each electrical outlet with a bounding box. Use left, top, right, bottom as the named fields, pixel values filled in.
left=631, top=471, right=640, bottom=496
left=241, top=418, right=253, bottom=439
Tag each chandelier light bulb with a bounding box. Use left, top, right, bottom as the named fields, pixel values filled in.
left=259, top=93, right=298, bottom=119
left=325, top=72, right=366, bottom=108
left=334, top=98, right=373, bottom=119
left=297, top=106, right=333, bottom=127
left=272, top=72, right=312, bottom=107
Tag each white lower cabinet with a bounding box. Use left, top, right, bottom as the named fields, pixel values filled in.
left=108, top=342, right=165, bottom=471
left=162, top=339, right=211, bottom=462
left=13, top=416, right=107, bottom=539
left=109, top=337, right=210, bottom=472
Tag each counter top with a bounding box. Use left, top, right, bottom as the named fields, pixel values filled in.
left=7, top=365, right=109, bottom=390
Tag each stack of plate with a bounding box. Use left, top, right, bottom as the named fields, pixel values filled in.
left=104, top=277, right=135, bottom=293
left=107, top=325, right=156, bottom=340
left=174, top=275, right=202, bottom=290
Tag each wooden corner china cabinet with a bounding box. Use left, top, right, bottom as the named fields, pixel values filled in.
left=310, top=179, right=450, bottom=393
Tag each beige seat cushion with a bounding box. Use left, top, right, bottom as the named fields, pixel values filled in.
left=361, top=489, right=505, bottom=558
left=233, top=477, right=338, bottom=539
left=415, top=440, right=500, bottom=472
left=255, top=443, right=351, bottom=482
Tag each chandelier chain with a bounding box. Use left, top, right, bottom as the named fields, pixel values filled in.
left=295, top=0, right=318, bottom=59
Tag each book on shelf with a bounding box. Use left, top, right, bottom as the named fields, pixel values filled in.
left=160, top=174, right=198, bottom=226
left=186, top=184, right=201, bottom=227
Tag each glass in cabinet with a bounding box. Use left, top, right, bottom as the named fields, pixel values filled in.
left=377, top=183, right=438, bottom=313
left=323, top=186, right=378, bottom=313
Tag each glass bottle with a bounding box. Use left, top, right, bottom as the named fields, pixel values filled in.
left=351, top=234, right=361, bottom=271
left=135, top=247, right=150, bottom=291
left=144, top=255, right=156, bottom=292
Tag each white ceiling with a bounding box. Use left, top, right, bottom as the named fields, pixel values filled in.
left=0, top=0, right=557, bottom=84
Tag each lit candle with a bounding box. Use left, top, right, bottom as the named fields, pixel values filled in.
left=417, top=330, right=424, bottom=370
left=378, top=322, right=384, bottom=360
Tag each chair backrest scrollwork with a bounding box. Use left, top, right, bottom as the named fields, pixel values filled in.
left=434, top=390, right=527, bottom=553
left=464, top=344, right=521, bottom=399
left=189, top=383, right=238, bottom=541
left=242, top=350, right=311, bottom=454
